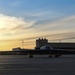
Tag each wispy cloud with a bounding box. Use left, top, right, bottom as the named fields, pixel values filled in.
left=28, top=11, right=53, bottom=17
left=10, top=1, right=21, bottom=7
left=0, top=13, right=75, bottom=40
left=22, top=15, right=75, bottom=42
left=0, top=14, right=36, bottom=40
left=0, top=13, right=75, bottom=49
left=24, top=10, right=64, bottom=21
left=33, top=15, right=75, bottom=32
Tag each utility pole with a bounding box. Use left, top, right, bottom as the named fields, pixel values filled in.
left=59, top=40, right=61, bottom=43
left=22, top=40, right=24, bottom=49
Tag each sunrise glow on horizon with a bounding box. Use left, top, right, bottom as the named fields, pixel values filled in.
left=0, top=0, right=75, bottom=51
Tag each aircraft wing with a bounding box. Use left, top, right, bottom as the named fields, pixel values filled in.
left=0, top=49, right=75, bottom=55
left=12, top=49, right=75, bottom=55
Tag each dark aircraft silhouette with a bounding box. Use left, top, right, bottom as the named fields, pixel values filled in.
left=11, top=45, right=75, bottom=58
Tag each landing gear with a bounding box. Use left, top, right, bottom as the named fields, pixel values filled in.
left=49, top=54, right=60, bottom=58
left=28, top=53, right=33, bottom=58
left=55, top=54, right=59, bottom=57
left=49, top=55, right=52, bottom=58
left=49, top=54, right=53, bottom=58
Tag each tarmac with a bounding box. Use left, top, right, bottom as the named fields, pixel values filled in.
left=0, top=55, right=75, bottom=75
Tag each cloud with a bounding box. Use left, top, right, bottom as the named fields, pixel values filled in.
left=0, top=14, right=35, bottom=29
left=0, top=13, right=75, bottom=43
left=0, top=14, right=36, bottom=40
left=33, top=15, right=75, bottom=32
left=0, top=13, right=75, bottom=50
left=29, top=11, right=53, bottom=17
left=24, top=15, right=75, bottom=41
left=24, top=10, right=63, bottom=21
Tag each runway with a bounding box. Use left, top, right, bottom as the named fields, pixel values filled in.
left=0, top=55, right=75, bottom=75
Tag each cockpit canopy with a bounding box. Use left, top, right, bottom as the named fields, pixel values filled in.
left=40, top=45, right=53, bottom=50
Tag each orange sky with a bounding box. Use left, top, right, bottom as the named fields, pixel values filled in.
left=0, top=0, right=75, bottom=51
left=0, top=16, right=75, bottom=51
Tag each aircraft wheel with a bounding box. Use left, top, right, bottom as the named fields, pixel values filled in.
left=55, top=55, right=59, bottom=57
left=28, top=54, right=33, bottom=58
left=49, top=55, right=52, bottom=58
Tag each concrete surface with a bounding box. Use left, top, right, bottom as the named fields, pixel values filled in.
left=0, top=55, right=75, bottom=75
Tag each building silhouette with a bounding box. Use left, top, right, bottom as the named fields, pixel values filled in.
left=35, top=38, right=75, bottom=49
left=36, top=38, right=48, bottom=49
